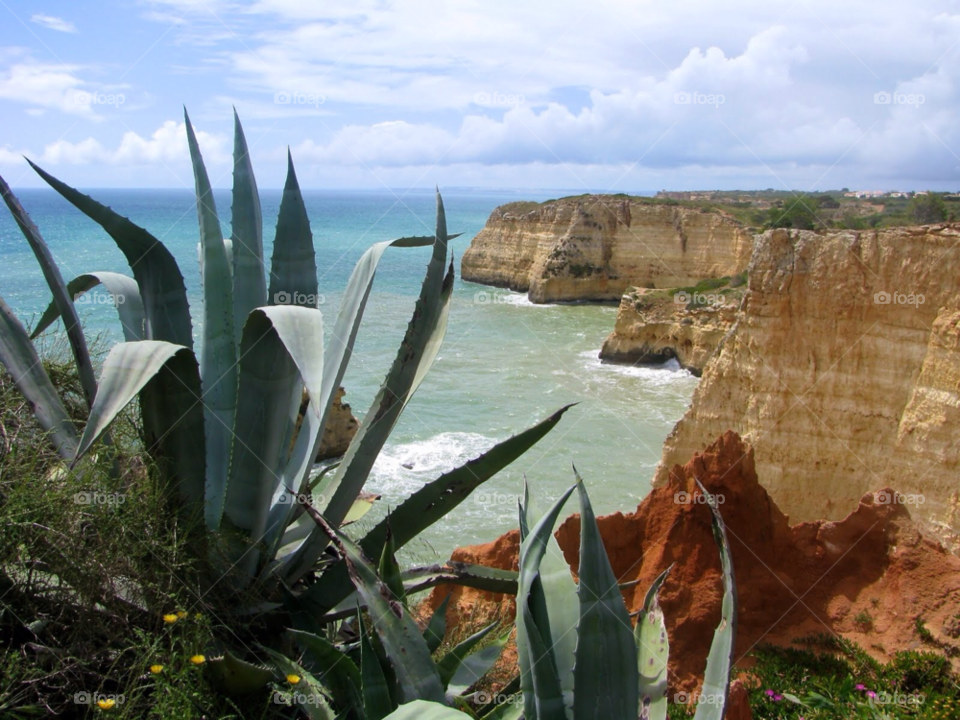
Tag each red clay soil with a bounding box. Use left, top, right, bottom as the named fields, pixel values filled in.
left=426, top=431, right=960, bottom=698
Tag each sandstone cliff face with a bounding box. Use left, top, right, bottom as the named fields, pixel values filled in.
left=315, top=387, right=359, bottom=461
left=461, top=197, right=752, bottom=303
left=655, top=226, right=960, bottom=526
left=427, top=432, right=960, bottom=695
left=599, top=287, right=740, bottom=375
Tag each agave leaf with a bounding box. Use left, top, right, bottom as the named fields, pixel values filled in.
left=446, top=631, right=508, bottom=698
left=437, top=621, right=497, bottom=688
left=315, top=192, right=451, bottom=530
left=0, top=296, right=78, bottom=460
left=229, top=109, right=266, bottom=346
left=277, top=493, right=376, bottom=559
left=517, top=483, right=576, bottom=720
left=572, top=472, right=638, bottom=720
left=692, top=480, right=737, bottom=720
left=359, top=610, right=395, bottom=720
left=365, top=404, right=573, bottom=565
left=206, top=649, right=276, bottom=696
left=400, top=562, right=518, bottom=596
left=381, top=701, right=464, bottom=720
left=267, top=151, right=319, bottom=466
left=482, top=698, right=524, bottom=720
left=297, top=501, right=447, bottom=705
left=287, top=629, right=363, bottom=712
left=32, top=272, right=145, bottom=342
left=477, top=675, right=521, bottom=718
left=26, top=160, right=193, bottom=349
left=267, top=237, right=434, bottom=564
left=0, top=173, right=97, bottom=408
left=378, top=525, right=405, bottom=607
left=73, top=340, right=205, bottom=503
left=138, top=347, right=206, bottom=506
left=264, top=234, right=436, bottom=566
left=637, top=567, right=672, bottom=720
left=521, top=480, right=578, bottom=719
left=282, top=251, right=454, bottom=583
left=267, top=150, right=318, bottom=309
left=75, top=341, right=190, bottom=460
left=312, top=563, right=518, bottom=624
left=291, top=403, right=569, bottom=613
left=422, top=594, right=450, bottom=655
left=184, top=109, right=239, bottom=531
left=223, top=306, right=323, bottom=565
left=262, top=646, right=336, bottom=720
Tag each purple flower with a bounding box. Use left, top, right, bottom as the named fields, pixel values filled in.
left=855, top=684, right=866, bottom=691
left=774, top=694, right=783, bottom=701
left=765, top=689, right=775, bottom=696
left=867, top=691, right=876, bottom=698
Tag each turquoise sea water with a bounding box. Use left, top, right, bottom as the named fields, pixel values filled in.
left=0, top=188, right=698, bottom=559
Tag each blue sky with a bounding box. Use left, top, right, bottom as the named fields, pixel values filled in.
left=2, top=0, right=960, bottom=190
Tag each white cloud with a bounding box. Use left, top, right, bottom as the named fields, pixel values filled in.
left=37, top=121, right=230, bottom=168
left=30, top=14, right=78, bottom=33
left=0, top=60, right=99, bottom=117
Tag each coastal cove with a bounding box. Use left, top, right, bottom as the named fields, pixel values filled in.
left=0, top=187, right=698, bottom=558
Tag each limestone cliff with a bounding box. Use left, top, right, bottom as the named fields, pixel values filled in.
left=599, top=285, right=741, bottom=375
left=316, top=387, right=359, bottom=460
left=461, top=196, right=752, bottom=303
left=656, top=225, right=960, bottom=527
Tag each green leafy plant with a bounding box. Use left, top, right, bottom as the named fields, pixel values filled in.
left=0, top=110, right=570, bottom=680
left=378, top=476, right=738, bottom=720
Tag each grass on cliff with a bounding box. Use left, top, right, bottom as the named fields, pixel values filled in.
left=0, top=342, right=291, bottom=719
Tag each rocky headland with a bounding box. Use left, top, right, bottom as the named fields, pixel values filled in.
left=460, top=195, right=752, bottom=303
left=598, top=282, right=742, bottom=375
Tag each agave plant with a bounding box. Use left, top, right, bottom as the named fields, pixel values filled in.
left=0, top=109, right=570, bottom=615
left=224, top=496, right=516, bottom=718
left=379, top=476, right=737, bottom=720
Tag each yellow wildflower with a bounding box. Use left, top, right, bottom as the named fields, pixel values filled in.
left=286, top=674, right=301, bottom=685
left=162, top=614, right=178, bottom=624
left=149, top=664, right=163, bottom=674
left=176, top=611, right=188, bottom=619
left=96, top=698, right=116, bottom=710
left=189, top=654, right=206, bottom=665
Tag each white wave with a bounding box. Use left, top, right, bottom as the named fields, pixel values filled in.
left=497, top=291, right=547, bottom=308
left=578, top=350, right=697, bottom=384
left=369, top=431, right=496, bottom=494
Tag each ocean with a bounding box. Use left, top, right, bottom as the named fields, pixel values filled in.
left=0, top=187, right=698, bottom=561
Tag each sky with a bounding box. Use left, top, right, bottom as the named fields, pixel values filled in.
left=1, top=0, right=960, bottom=191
